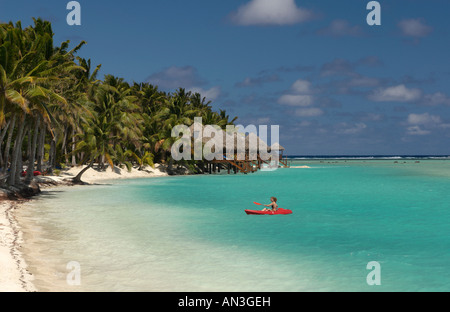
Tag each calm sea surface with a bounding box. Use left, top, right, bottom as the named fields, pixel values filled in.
left=17, top=159, right=450, bottom=291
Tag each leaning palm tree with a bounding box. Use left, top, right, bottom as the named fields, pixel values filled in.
left=0, top=21, right=55, bottom=185
left=70, top=125, right=100, bottom=184
left=70, top=96, right=117, bottom=183
left=0, top=19, right=86, bottom=187
left=70, top=80, right=143, bottom=181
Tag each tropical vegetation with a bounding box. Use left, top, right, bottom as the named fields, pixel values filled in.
left=0, top=18, right=237, bottom=192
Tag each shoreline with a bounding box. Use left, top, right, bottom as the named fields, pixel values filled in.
left=0, top=164, right=171, bottom=292
left=1, top=162, right=308, bottom=291
left=0, top=200, right=37, bottom=292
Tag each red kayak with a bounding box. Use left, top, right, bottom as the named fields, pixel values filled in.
left=245, top=208, right=292, bottom=215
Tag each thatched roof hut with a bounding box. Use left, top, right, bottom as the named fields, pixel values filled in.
left=269, top=142, right=285, bottom=152
left=187, top=123, right=277, bottom=157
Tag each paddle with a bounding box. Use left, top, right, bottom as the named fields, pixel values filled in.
left=254, top=201, right=285, bottom=211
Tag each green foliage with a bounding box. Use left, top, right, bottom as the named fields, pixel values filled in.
left=0, top=18, right=238, bottom=186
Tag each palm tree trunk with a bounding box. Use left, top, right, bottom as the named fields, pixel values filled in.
left=2, top=114, right=16, bottom=174
left=8, top=114, right=25, bottom=186
left=71, top=128, right=76, bottom=166
left=26, top=127, right=32, bottom=167
left=72, top=159, right=94, bottom=184
left=36, top=119, right=45, bottom=172
left=47, top=136, right=56, bottom=175
left=15, top=123, right=28, bottom=184
left=0, top=118, right=12, bottom=167
left=26, top=117, right=40, bottom=183
left=61, top=125, right=68, bottom=165
left=168, top=157, right=174, bottom=174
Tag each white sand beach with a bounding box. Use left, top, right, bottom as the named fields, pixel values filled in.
left=0, top=164, right=168, bottom=292
left=0, top=201, right=36, bottom=292
left=52, top=164, right=169, bottom=184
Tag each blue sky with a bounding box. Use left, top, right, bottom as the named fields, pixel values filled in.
left=2, top=0, right=450, bottom=155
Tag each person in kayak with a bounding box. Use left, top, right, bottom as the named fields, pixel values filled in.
left=262, top=197, right=278, bottom=212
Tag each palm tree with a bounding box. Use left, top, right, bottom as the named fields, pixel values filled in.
left=1, top=17, right=241, bottom=189
left=58, top=57, right=101, bottom=167
left=71, top=78, right=143, bottom=181
left=0, top=21, right=56, bottom=185
left=0, top=19, right=85, bottom=187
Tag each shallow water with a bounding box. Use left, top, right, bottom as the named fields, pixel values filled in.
left=17, top=160, right=450, bottom=291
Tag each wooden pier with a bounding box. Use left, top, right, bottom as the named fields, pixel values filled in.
left=206, top=144, right=289, bottom=174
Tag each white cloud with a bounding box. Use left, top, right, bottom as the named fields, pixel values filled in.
left=422, top=92, right=450, bottom=106
left=366, top=113, right=383, bottom=121
left=405, top=113, right=443, bottom=136
left=406, top=126, right=431, bottom=136
left=320, top=58, right=355, bottom=77
left=230, top=0, right=313, bottom=26
left=147, top=66, right=206, bottom=90
left=291, top=79, right=312, bottom=94
left=235, top=74, right=280, bottom=87
left=336, top=122, right=367, bottom=135
left=407, top=113, right=441, bottom=125
left=147, top=66, right=221, bottom=101
left=320, top=57, right=382, bottom=78
left=398, top=18, right=433, bottom=37
left=369, top=84, right=422, bottom=102
left=298, top=120, right=312, bottom=127
left=295, top=107, right=323, bottom=117
left=278, top=94, right=312, bottom=106
left=347, top=76, right=380, bottom=88
left=188, top=86, right=221, bottom=101
left=278, top=79, right=314, bottom=106
left=438, top=123, right=450, bottom=129
left=317, top=19, right=364, bottom=37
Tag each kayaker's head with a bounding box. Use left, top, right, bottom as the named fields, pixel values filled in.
left=270, top=197, right=277, bottom=203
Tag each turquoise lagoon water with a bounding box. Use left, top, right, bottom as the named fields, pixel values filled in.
left=17, top=160, right=450, bottom=291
